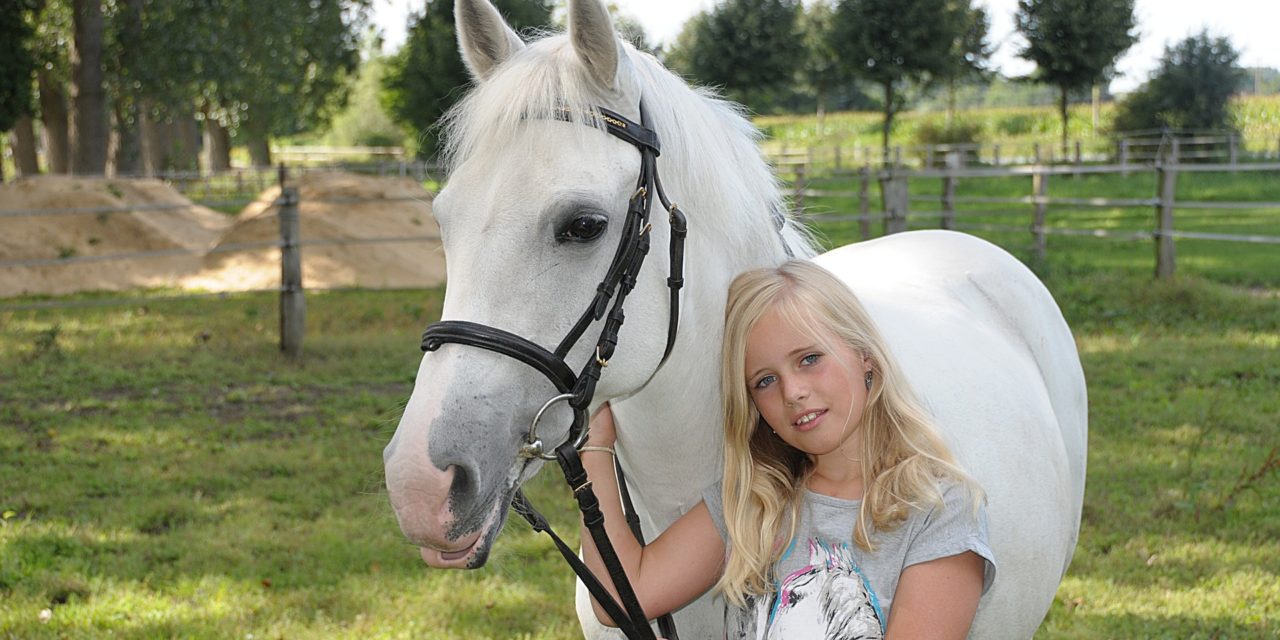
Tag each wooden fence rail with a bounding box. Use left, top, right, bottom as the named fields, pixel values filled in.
left=786, top=146, right=1280, bottom=279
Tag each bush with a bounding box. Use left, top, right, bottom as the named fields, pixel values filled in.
left=1113, top=31, right=1244, bottom=134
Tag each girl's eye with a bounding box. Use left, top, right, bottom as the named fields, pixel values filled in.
left=800, top=353, right=820, bottom=366
left=753, top=375, right=776, bottom=390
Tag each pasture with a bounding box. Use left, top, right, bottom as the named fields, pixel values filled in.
left=2, top=171, right=1278, bottom=638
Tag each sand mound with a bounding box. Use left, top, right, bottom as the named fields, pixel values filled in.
left=0, top=172, right=445, bottom=298
left=0, top=176, right=233, bottom=296
left=188, top=172, right=444, bottom=291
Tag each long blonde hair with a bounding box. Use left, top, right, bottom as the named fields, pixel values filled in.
left=716, top=261, right=980, bottom=605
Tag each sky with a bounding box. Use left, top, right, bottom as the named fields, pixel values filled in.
left=369, top=0, right=1280, bottom=94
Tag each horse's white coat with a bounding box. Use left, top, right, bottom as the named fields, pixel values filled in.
left=383, top=1, right=1086, bottom=638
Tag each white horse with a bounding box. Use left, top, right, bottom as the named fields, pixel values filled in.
left=382, top=1, right=1087, bottom=638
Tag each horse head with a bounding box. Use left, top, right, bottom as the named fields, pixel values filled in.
left=384, top=0, right=699, bottom=569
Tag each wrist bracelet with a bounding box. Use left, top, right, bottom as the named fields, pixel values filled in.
left=580, top=446, right=616, bottom=457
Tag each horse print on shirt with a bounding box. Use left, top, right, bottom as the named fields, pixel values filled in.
left=725, top=539, right=884, bottom=639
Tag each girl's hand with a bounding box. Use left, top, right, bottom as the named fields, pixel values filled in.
left=586, top=402, right=618, bottom=448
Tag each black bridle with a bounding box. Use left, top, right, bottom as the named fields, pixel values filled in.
left=420, top=101, right=686, bottom=640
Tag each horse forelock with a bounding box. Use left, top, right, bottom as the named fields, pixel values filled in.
left=439, top=32, right=818, bottom=261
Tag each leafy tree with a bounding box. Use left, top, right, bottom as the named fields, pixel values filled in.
left=936, top=3, right=991, bottom=126
left=0, top=0, right=40, bottom=181
left=830, top=0, right=969, bottom=155
left=1015, top=0, right=1137, bottom=155
left=798, top=0, right=842, bottom=125
left=1113, top=31, right=1245, bottom=136
left=663, top=0, right=803, bottom=111
left=380, top=0, right=554, bottom=158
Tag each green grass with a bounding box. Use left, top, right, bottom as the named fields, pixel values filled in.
left=2, top=168, right=1278, bottom=637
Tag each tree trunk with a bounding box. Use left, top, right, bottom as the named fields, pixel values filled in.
left=70, top=0, right=109, bottom=175
left=165, top=109, right=200, bottom=172
left=814, top=86, right=827, bottom=135
left=140, top=102, right=168, bottom=175
left=204, top=118, right=232, bottom=171
left=1091, top=84, right=1101, bottom=130
left=38, top=70, right=70, bottom=174
left=946, top=78, right=957, bottom=129
left=109, top=0, right=143, bottom=177
left=11, top=115, right=41, bottom=176
left=247, top=132, right=272, bottom=168
left=110, top=102, right=143, bottom=176
left=881, top=81, right=894, bottom=163
left=1058, top=85, right=1069, bottom=160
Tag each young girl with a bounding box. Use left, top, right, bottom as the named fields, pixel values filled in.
left=579, top=260, right=996, bottom=639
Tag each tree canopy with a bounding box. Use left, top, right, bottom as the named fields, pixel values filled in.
left=664, top=0, right=803, bottom=111
left=829, top=0, right=982, bottom=154
left=1015, top=0, right=1137, bottom=153
left=380, top=0, right=554, bottom=158
left=1113, top=31, right=1245, bottom=136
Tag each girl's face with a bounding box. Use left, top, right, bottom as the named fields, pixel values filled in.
left=743, top=306, right=871, bottom=460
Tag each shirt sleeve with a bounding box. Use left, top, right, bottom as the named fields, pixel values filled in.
left=700, top=480, right=730, bottom=543
left=902, top=481, right=998, bottom=595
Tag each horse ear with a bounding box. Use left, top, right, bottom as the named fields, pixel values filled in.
left=455, top=0, right=525, bottom=81
left=568, top=0, right=624, bottom=91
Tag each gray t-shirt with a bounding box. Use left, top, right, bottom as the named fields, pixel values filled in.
left=702, top=481, right=996, bottom=639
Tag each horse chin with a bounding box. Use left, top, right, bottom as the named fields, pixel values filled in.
left=417, top=494, right=509, bottom=569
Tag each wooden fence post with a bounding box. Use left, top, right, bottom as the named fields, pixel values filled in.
left=1073, top=140, right=1082, bottom=177
left=1228, top=133, right=1238, bottom=173
left=880, top=169, right=908, bottom=235
left=1155, top=140, right=1179, bottom=279
left=893, top=146, right=902, bottom=169
left=278, top=186, right=305, bottom=357
left=941, top=151, right=958, bottom=230
left=858, top=164, right=871, bottom=240
left=1031, top=166, right=1049, bottom=261
left=1033, top=142, right=1042, bottom=165
left=992, top=144, right=1001, bottom=167
left=834, top=145, right=842, bottom=170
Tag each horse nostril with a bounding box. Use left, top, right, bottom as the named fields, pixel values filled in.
left=446, top=463, right=477, bottom=511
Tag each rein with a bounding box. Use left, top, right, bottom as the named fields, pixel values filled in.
left=420, top=101, right=686, bottom=640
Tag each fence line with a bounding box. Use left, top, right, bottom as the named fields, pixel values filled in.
left=1, top=164, right=445, bottom=357
left=790, top=145, right=1279, bottom=279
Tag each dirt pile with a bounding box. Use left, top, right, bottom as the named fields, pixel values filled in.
left=0, top=176, right=232, bottom=296
left=190, top=172, right=444, bottom=291
left=0, top=172, right=445, bottom=297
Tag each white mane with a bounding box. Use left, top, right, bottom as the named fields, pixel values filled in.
left=440, top=34, right=818, bottom=260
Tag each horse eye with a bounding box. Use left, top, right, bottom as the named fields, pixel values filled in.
left=558, top=213, right=608, bottom=243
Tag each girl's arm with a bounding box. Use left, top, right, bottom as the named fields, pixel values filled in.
left=884, top=551, right=985, bottom=639
left=578, top=403, right=727, bottom=626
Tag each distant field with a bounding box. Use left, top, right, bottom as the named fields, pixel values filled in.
left=756, top=94, right=1280, bottom=158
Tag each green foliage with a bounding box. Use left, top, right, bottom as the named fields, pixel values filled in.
left=380, top=0, right=554, bottom=158
left=913, top=120, right=982, bottom=145
left=1015, top=0, right=1137, bottom=146
left=0, top=0, right=39, bottom=132
left=1113, top=31, right=1245, bottom=134
left=829, top=0, right=980, bottom=150
left=314, top=36, right=405, bottom=148
left=662, top=0, right=803, bottom=112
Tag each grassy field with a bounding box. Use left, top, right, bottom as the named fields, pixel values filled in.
left=3, top=157, right=1279, bottom=637
left=756, top=94, right=1280, bottom=158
